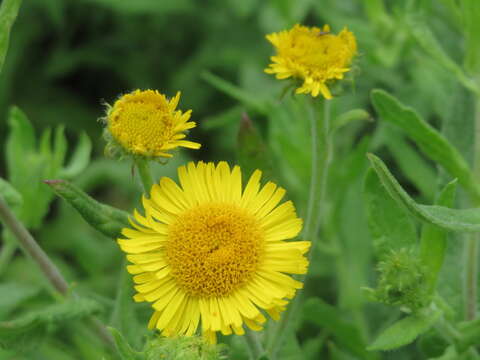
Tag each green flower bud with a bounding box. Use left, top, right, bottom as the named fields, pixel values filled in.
left=367, top=248, right=431, bottom=311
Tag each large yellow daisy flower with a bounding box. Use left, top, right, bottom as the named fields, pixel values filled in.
left=106, top=89, right=201, bottom=158
left=265, top=24, right=357, bottom=99
left=117, top=161, right=310, bottom=342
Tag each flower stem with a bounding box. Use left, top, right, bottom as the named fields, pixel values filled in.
left=0, top=195, right=114, bottom=348
left=267, top=98, right=331, bottom=359
left=244, top=329, right=264, bottom=360
left=135, top=157, right=154, bottom=194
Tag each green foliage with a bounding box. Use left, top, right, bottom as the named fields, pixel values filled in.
left=364, top=168, right=417, bottom=257
left=368, top=154, right=480, bottom=232
left=368, top=309, right=442, bottom=351
left=371, top=90, right=480, bottom=203
left=0, top=0, right=22, bottom=74
left=0, top=298, right=101, bottom=352
left=44, top=180, right=130, bottom=238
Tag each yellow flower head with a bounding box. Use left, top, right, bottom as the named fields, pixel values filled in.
left=106, top=89, right=201, bottom=158
left=118, top=161, right=310, bottom=342
left=265, top=24, right=357, bottom=99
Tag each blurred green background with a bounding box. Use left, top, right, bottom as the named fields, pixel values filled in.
left=1, top=0, right=478, bottom=359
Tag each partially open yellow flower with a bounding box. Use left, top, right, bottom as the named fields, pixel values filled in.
left=106, top=89, right=200, bottom=158
left=265, top=24, right=357, bottom=99
left=117, top=161, right=310, bottom=342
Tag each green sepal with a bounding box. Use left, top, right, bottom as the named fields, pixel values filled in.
left=368, top=308, right=442, bottom=351
left=367, top=153, right=480, bottom=232
left=371, top=89, right=480, bottom=203
left=45, top=180, right=130, bottom=238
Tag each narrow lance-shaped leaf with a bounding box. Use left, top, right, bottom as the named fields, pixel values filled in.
left=201, top=71, right=270, bottom=115
left=45, top=180, right=130, bottom=238
left=330, top=109, right=371, bottom=134
left=371, top=89, right=480, bottom=203
left=405, top=14, right=480, bottom=96
left=364, top=168, right=417, bottom=257
left=237, top=112, right=274, bottom=180
left=0, top=0, right=22, bottom=74
left=368, top=308, right=442, bottom=351
left=0, top=178, right=22, bottom=208
left=367, top=153, right=480, bottom=232
left=60, top=132, right=92, bottom=179
left=420, top=179, right=457, bottom=296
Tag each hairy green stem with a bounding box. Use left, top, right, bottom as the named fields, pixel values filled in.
left=0, top=195, right=114, bottom=348
left=244, top=329, right=264, bottom=360
left=135, top=157, right=154, bottom=195
left=267, top=99, right=331, bottom=359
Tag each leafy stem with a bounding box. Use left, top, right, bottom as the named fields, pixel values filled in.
left=244, top=329, right=265, bottom=360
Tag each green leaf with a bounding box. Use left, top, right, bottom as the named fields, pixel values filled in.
left=60, top=132, right=92, bottom=179
left=108, top=327, right=144, bottom=360
left=368, top=310, right=441, bottom=351
left=367, top=153, right=480, bottom=232
left=420, top=180, right=457, bottom=295
left=52, top=125, right=68, bottom=175
left=237, top=112, right=274, bottom=179
left=0, top=0, right=22, bottom=74
left=371, top=89, right=480, bottom=203
left=0, top=283, right=40, bottom=318
left=0, top=178, right=22, bottom=208
left=383, top=126, right=437, bottom=200
left=405, top=14, right=480, bottom=96
left=201, top=71, right=270, bottom=114
left=331, top=109, right=371, bottom=134
left=6, top=107, right=36, bottom=173
left=44, top=180, right=130, bottom=238
left=303, top=298, right=372, bottom=359
left=364, top=168, right=418, bottom=257
left=0, top=298, right=101, bottom=352
left=462, top=0, right=480, bottom=76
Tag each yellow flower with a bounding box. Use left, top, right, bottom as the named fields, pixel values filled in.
left=117, top=161, right=310, bottom=342
left=106, top=89, right=200, bottom=158
left=265, top=24, right=357, bottom=99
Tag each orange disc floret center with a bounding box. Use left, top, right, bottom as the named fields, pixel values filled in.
left=165, top=202, right=264, bottom=298
left=108, top=90, right=176, bottom=156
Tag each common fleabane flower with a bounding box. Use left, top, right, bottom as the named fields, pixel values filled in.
left=265, top=24, right=357, bottom=99
left=103, top=89, right=200, bottom=159
left=117, top=161, right=310, bottom=342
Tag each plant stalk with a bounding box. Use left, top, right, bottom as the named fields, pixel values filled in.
left=135, top=157, right=154, bottom=195
left=267, top=98, right=331, bottom=359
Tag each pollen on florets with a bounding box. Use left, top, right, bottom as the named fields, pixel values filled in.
left=102, top=89, right=200, bottom=160
left=265, top=24, right=357, bottom=99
